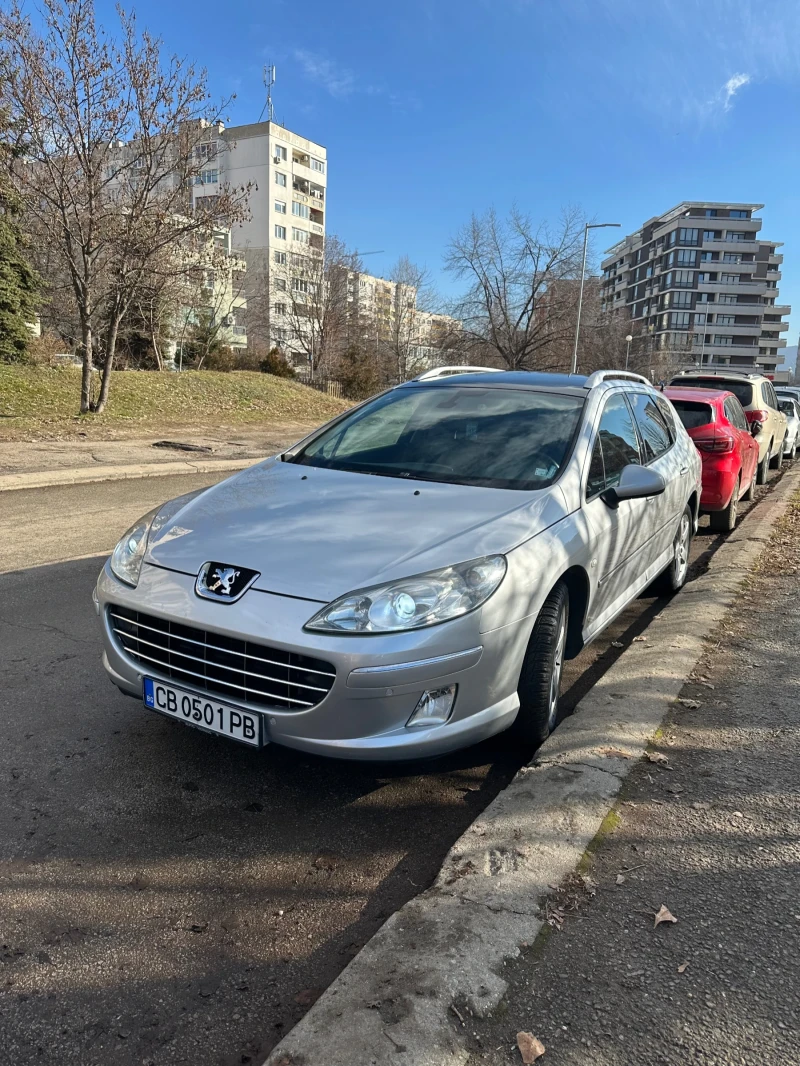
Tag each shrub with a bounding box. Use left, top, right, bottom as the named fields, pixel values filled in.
left=259, top=347, right=295, bottom=378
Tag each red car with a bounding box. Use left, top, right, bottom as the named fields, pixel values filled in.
left=663, top=386, right=758, bottom=532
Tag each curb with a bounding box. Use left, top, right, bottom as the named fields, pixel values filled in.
left=0, top=456, right=262, bottom=493
left=262, top=466, right=800, bottom=1066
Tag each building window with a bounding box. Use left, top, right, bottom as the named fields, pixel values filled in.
left=200, top=169, right=218, bottom=184
left=720, top=274, right=740, bottom=284
left=716, top=314, right=735, bottom=325
left=274, top=200, right=286, bottom=214
left=729, top=210, right=749, bottom=219
left=273, top=144, right=288, bottom=161
left=274, top=224, right=286, bottom=239
left=694, top=313, right=706, bottom=324
left=700, top=251, right=715, bottom=262
left=275, top=277, right=287, bottom=291
left=676, top=249, right=697, bottom=266
left=292, top=201, right=310, bottom=219
left=723, top=253, right=742, bottom=264
left=703, top=230, right=720, bottom=241
left=726, top=231, right=746, bottom=242
left=311, top=158, right=325, bottom=173
left=669, top=312, right=691, bottom=329
left=275, top=171, right=287, bottom=187
left=713, top=335, right=733, bottom=346
left=293, top=277, right=309, bottom=293
left=718, top=294, right=738, bottom=304
left=274, top=303, right=286, bottom=315
left=194, top=141, right=218, bottom=163
left=678, top=228, right=699, bottom=246
left=274, top=251, right=287, bottom=265
left=292, top=227, right=309, bottom=243
left=705, top=209, right=718, bottom=218
left=672, top=291, right=692, bottom=308
left=696, top=292, right=713, bottom=303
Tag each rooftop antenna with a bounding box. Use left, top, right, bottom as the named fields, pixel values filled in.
left=258, top=64, right=276, bottom=124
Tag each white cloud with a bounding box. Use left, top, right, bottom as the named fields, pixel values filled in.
left=294, top=50, right=355, bottom=98
left=721, top=72, right=751, bottom=110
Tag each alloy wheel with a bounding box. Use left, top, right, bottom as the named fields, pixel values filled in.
left=674, top=513, right=691, bottom=586
left=547, top=606, right=568, bottom=731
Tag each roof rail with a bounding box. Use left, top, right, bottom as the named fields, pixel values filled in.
left=413, top=365, right=504, bottom=381
left=582, top=369, right=652, bottom=389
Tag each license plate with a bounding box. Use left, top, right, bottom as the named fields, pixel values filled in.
left=143, top=678, right=265, bottom=747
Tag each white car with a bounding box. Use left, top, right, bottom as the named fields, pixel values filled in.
left=777, top=392, right=800, bottom=460
left=96, top=369, right=702, bottom=760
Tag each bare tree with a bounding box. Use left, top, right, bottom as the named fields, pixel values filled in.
left=382, top=255, right=433, bottom=382
left=0, top=0, right=250, bottom=412
left=445, top=206, right=587, bottom=371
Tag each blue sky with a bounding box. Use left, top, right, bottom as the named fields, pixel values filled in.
left=101, top=0, right=800, bottom=357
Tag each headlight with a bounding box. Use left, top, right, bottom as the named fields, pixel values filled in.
left=305, top=555, right=507, bottom=634
left=109, top=490, right=205, bottom=588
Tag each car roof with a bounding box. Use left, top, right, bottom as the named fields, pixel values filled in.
left=663, top=385, right=732, bottom=406
left=401, top=370, right=660, bottom=397
left=671, top=370, right=765, bottom=383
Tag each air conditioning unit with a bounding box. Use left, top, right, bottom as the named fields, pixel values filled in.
left=222, top=314, right=235, bottom=327
left=273, top=155, right=282, bottom=163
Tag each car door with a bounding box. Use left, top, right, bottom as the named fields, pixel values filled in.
left=725, top=396, right=757, bottom=489
left=763, top=381, right=786, bottom=455
left=627, top=389, right=681, bottom=567
left=582, top=392, right=649, bottom=634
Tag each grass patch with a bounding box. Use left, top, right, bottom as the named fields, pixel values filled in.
left=0, top=366, right=349, bottom=439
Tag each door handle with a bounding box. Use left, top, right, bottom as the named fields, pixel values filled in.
left=680, top=466, right=689, bottom=475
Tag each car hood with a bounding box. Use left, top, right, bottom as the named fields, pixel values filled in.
left=144, top=459, right=569, bottom=602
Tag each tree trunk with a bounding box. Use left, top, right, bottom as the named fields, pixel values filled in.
left=92, top=318, right=120, bottom=413
left=79, top=323, right=94, bottom=414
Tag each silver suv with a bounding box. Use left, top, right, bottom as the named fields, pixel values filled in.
left=670, top=370, right=787, bottom=484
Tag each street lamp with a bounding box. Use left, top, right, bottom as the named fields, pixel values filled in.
left=625, top=334, right=633, bottom=370
left=571, top=221, right=621, bottom=375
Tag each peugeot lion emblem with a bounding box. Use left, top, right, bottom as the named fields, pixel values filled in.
left=195, top=561, right=260, bottom=603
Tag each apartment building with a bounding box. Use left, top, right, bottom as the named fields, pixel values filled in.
left=189, top=119, right=327, bottom=354
left=600, top=203, right=790, bottom=378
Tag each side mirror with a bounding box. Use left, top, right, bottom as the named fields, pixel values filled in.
left=601, top=464, right=666, bottom=510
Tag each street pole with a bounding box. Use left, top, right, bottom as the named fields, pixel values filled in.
left=571, top=221, right=621, bottom=375
left=625, top=334, right=633, bottom=370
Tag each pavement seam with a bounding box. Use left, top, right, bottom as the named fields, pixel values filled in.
left=0, top=456, right=262, bottom=493
left=260, top=466, right=800, bottom=1066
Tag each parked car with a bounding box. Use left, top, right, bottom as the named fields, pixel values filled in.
left=669, top=371, right=787, bottom=485
left=663, top=385, right=758, bottom=532
left=776, top=393, right=800, bottom=460
left=95, top=368, right=702, bottom=760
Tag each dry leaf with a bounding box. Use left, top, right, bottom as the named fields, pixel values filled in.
left=646, top=752, right=669, bottom=765
left=516, top=1032, right=546, bottom=1063
left=632, top=635, right=648, bottom=642
left=611, top=641, right=624, bottom=648
left=677, top=961, right=689, bottom=973
left=677, top=698, right=701, bottom=709
left=616, top=873, right=626, bottom=885
left=654, top=904, right=678, bottom=928
left=598, top=747, right=633, bottom=759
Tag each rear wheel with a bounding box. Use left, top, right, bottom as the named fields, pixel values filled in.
left=741, top=468, right=756, bottom=501
left=653, top=505, right=693, bottom=595
left=709, top=476, right=739, bottom=533
left=756, top=446, right=770, bottom=485
left=770, top=437, right=784, bottom=469
left=512, top=582, right=569, bottom=747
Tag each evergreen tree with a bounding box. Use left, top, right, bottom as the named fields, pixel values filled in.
left=0, top=112, right=39, bottom=362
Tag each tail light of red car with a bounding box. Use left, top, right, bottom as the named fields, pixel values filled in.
left=694, top=433, right=735, bottom=454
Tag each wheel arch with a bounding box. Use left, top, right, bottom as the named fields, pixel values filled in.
left=559, top=565, right=590, bottom=659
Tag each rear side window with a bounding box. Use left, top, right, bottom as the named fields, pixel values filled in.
left=762, top=382, right=778, bottom=409
left=628, top=392, right=672, bottom=461
left=671, top=400, right=714, bottom=430
left=677, top=377, right=753, bottom=408
left=724, top=398, right=748, bottom=431
left=586, top=393, right=641, bottom=498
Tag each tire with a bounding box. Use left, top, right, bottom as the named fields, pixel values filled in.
left=653, top=505, right=693, bottom=595
left=790, top=439, right=798, bottom=462
left=513, top=582, right=569, bottom=747
left=741, top=469, right=756, bottom=501
left=756, top=447, right=770, bottom=485
left=709, top=476, right=739, bottom=533
left=769, top=438, right=784, bottom=470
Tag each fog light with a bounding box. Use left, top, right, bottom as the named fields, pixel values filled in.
left=406, top=685, right=457, bottom=729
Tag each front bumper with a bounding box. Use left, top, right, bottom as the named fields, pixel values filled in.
left=95, top=562, right=523, bottom=760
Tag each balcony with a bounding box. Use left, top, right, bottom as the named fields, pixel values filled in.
left=311, top=223, right=324, bottom=235
left=696, top=279, right=767, bottom=293
left=705, top=320, right=761, bottom=335
left=700, top=238, right=760, bottom=253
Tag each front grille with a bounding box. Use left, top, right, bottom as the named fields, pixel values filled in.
left=108, top=605, right=335, bottom=712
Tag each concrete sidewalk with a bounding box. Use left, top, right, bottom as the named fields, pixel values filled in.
left=0, top=423, right=313, bottom=491
left=465, top=494, right=800, bottom=1065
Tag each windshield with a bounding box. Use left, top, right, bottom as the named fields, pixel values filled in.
left=670, top=399, right=714, bottom=430
left=677, top=378, right=753, bottom=407
left=778, top=401, right=795, bottom=416
left=291, top=385, right=585, bottom=490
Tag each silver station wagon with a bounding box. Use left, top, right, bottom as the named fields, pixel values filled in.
left=95, top=369, right=702, bottom=760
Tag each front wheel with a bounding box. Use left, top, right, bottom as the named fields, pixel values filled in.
left=709, top=476, right=739, bottom=533
left=512, top=582, right=569, bottom=747
left=653, top=505, right=693, bottom=595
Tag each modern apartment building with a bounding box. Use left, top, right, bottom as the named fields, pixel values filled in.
left=600, top=203, right=790, bottom=378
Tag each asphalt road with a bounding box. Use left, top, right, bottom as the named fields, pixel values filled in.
left=0, top=466, right=787, bottom=1066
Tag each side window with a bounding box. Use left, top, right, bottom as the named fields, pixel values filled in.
left=586, top=393, right=641, bottom=498
left=763, top=383, right=777, bottom=409
left=655, top=395, right=676, bottom=442
left=628, top=392, right=672, bottom=462
left=725, top=398, right=746, bottom=430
